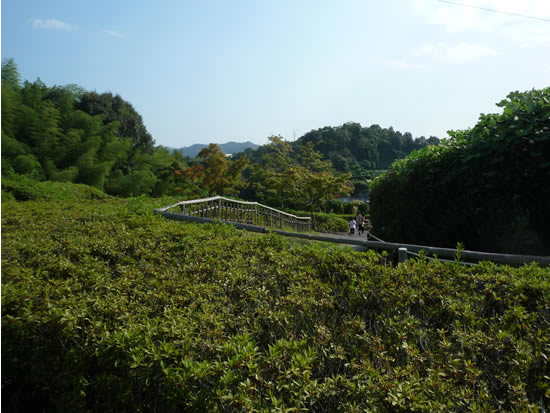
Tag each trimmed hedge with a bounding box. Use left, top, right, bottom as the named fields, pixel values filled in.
left=369, top=88, right=550, bottom=255
left=2, top=198, right=550, bottom=411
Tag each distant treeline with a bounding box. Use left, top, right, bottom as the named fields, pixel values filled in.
left=2, top=58, right=428, bottom=209
left=243, top=124, right=440, bottom=194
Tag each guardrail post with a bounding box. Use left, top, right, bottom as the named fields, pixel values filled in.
left=398, top=248, right=407, bottom=263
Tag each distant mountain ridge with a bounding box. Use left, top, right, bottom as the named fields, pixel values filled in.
left=171, top=141, right=259, bottom=157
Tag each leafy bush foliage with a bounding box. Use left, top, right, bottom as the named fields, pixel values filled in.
left=2, top=198, right=549, bottom=411
left=370, top=88, right=550, bottom=255
left=312, top=212, right=350, bottom=232
left=324, top=199, right=368, bottom=216
left=280, top=207, right=350, bottom=233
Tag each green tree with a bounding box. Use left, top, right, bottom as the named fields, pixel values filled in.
left=185, top=143, right=249, bottom=196
left=33, top=101, right=63, bottom=167
left=148, top=147, right=188, bottom=196
left=248, top=137, right=297, bottom=207
left=0, top=60, right=171, bottom=196
left=1, top=58, right=21, bottom=90
left=1, top=84, right=20, bottom=140
left=249, top=137, right=353, bottom=212
left=1, top=59, right=21, bottom=140
left=77, top=92, right=155, bottom=152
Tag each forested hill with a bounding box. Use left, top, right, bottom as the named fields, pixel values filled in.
left=243, top=123, right=440, bottom=178
left=298, top=123, right=440, bottom=174
left=173, top=141, right=259, bottom=158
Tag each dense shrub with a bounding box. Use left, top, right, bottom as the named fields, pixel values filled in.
left=370, top=88, right=550, bottom=255
left=313, top=212, right=349, bottom=232
left=2, top=198, right=550, bottom=411
left=281, top=207, right=350, bottom=233
left=323, top=200, right=368, bottom=216
left=1, top=175, right=110, bottom=201
left=324, top=199, right=345, bottom=214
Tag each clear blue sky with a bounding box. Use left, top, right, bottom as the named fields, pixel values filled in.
left=2, top=0, right=549, bottom=148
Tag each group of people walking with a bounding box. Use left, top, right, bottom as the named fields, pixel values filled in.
left=349, top=213, right=369, bottom=236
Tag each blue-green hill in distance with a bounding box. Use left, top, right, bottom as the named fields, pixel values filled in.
left=167, top=141, right=259, bottom=158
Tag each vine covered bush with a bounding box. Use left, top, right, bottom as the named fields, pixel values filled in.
left=369, top=87, right=550, bottom=254
left=2, top=198, right=550, bottom=412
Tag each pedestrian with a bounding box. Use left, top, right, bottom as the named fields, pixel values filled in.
left=349, top=217, right=356, bottom=235
left=358, top=213, right=365, bottom=235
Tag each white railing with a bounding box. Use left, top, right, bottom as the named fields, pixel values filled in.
left=156, top=196, right=312, bottom=232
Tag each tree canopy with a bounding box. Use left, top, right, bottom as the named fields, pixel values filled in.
left=76, top=91, right=155, bottom=153
left=0, top=60, right=252, bottom=199
left=0, top=61, right=168, bottom=196
left=245, top=137, right=353, bottom=212
left=185, top=143, right=249, bottom=196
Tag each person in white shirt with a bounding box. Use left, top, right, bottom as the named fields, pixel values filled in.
left=349, top=218, right=356, bottom=235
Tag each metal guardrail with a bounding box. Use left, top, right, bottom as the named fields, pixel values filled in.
left=364, top=240, right=549, bottom=266
left=155, top=209, right=550, bottom=266
left=276, top=228, right=549, bottom=266
left=155, top=196, right=312, bottom=232
left=155, top=198, right=549, bottom=266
